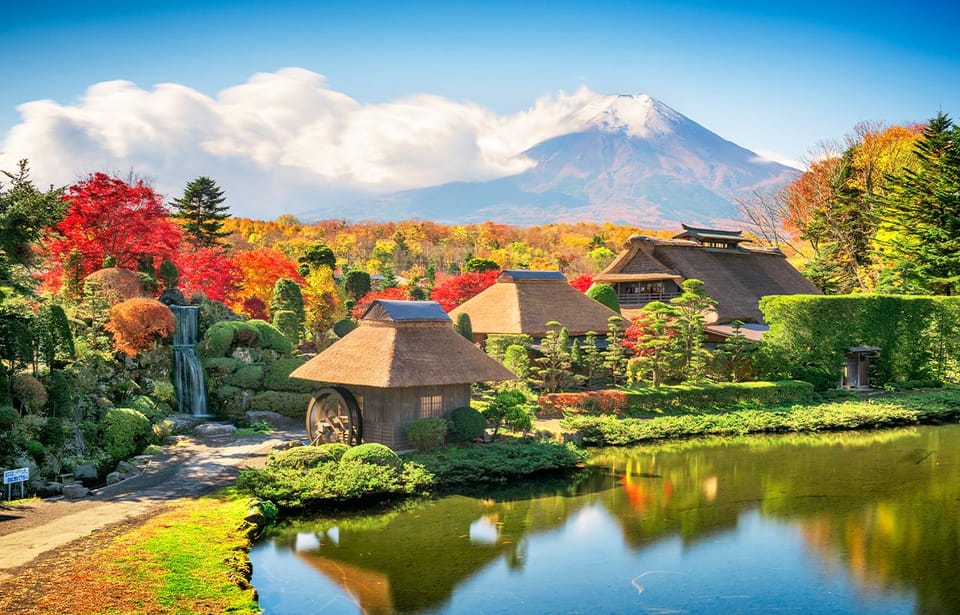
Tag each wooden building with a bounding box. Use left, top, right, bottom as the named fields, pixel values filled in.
left=289, top=300, right=514, bottom=450
left=594, top=225, right=819, bottom=338
left=449, top=270, right=621, bottom=343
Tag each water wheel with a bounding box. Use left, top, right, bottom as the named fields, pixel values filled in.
left=306, top=387, right=362, bottom=445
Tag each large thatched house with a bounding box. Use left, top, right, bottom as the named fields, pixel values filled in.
left=289, top=300, right=514, bottom=450
left=594, top=225, right=819, bottom=340
left=448, top=270, right=621, bottom=343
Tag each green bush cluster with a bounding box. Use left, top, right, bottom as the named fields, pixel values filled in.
left=405, top=417, right=448, bottom=453
left=340, top=442, right=402, bottom=468
left=759, top=295, right=960, bottom=389
left=619, top=381, right=816, bottom=417
left=247, top=320, right=293, bottom=354
left=269, top=444, right=347, bottom=470
left=447, top=406, right=486, bottom=442
left=408, top=441, right=587, bottom=486
left=199, top=319, right=293, bottom=358
left=563, top=389, right=960, bottom=447
left=99, top=407, right=153, bottom=462
left=0, top=405, right=19, bottom=430
left=484, top=334, right=533, bottom=362
left=248, top=391, right=313, bottom=418
left=262, top=357, right=311, bottom=392
left=228, top=365, right=264, bottom=389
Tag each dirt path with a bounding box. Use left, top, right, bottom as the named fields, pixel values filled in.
left=0, top=428, right=302, bottom=587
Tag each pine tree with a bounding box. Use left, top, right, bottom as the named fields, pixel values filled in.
left=601, top=316, right=630, bottom=386
left=669, top=279, right=716, bottom=382
left=529, top=321, right=576, bottom=393
left=879, top=113, right=960, bottom=295
left=172, top=176, right=231, bottom=248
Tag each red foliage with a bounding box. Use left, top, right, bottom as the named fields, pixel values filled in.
left=83, top=267, right=144, bottom=304
left=242, top=297, right=269, bottom=321
left=429, top=270, right=499, bottom=312
left=624, top=313, right=678, bottom=356
left=536, top=390, right=629, bottom=417
left=174, top=246, right=240, bottom=303
left=569, top=274, right=594, bottom=293
left=351, top=286, right=409, bottom=319
left=105, top=298, right=175, bottom=356
left=44, top=173, right=182, bottom=290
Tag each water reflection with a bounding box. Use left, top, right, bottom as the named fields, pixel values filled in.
left=252, top=425, right=960, bottom=614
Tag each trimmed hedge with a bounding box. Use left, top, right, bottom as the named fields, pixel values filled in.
left=262, top=357, right=312, bottom=393
left=341, top=442, right=402, bottom=468
left=408, top=441, right=587, bottom=486
left=447, top=406, right=486, bottom=442
left=405, top=417, right=448, bottom=453
left=99, top=407, right=152, bottom=462
left=270, top=445, right=342, bottom=470
left=538, top=381, right=815, bottom=417
left=248, top=391, right=312, bottom=418
left=228, top=365, right=264, bottom=389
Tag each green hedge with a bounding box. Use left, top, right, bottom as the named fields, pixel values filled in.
left=99, top=407, right=152, bottom=462
left=407, top=441, right=587, bottom=486
left=228, top=365, right=264, bottom=389
left=623, top=381, right=815, bottom=415
left=249, top=391, right=312, bottom=418
left=262, top=357, right=312, bottom=393
left=759, top=295, right=960, bottom=390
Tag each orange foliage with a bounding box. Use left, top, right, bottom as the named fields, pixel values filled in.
left=536, top=390, right=629, bottom=417
left=351, top=286, right=409, bottom=318
left=105, top=298, right=175, bottom=356
left=83, top=268, right=144, bottom=304
left=230, top=247, right=303, bottom=312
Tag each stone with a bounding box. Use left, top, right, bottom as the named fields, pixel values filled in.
left=273, top=440, right=301, bottom=452
left=30, top=481, right=63, bottom=497
left=73, top=464, right=98, bottom=481
left=106, top=471, right=123, bottom=485
left=168, top=414, right=205, bottom=433
left=244, top=410, right=296, bottom=429
left=195, top=423, right=237, bottom=439
left=116, top=460, right=139, bottom=475
left=62, top=483, right=90, bottom=499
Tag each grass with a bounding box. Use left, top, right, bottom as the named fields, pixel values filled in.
left=23, top=488, right=260, bottom=614
left=562, top=387, right=960, bottom=447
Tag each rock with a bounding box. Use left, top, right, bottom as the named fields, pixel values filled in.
left=30, top=481, right=63, bottom=497
left=73, top=464, right=98, bottom=481
left=273, top=440, right=301, bottom=452
left=231, top=347, right=260, bottom=364
left=116, top=460, right=139, bottom=475
left=63, top=483, right=90, bottom=499
left=168, top=414, right=205, bottom=433
left=244, top=410, right=296, bottom=429
left=195, top=423, right=237, bottom=439
left=106, top=471, right=123, bottom=485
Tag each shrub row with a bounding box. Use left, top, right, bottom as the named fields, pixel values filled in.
left=563, top=389, right=960, bottom=446
left=538, top=381, right=815, bottom=417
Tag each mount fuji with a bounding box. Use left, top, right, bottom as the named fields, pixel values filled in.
left=310, top=94, right=799, bottom=226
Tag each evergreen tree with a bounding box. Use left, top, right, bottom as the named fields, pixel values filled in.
left=172, top=176, right=231, bottom=248
left=669, top=279, right=716, bottom=382
left=379, top=261, right=399, bottom=289
left=581, top=331, right=608, bottom=388
left=343, top=270, right=371, bottom=301
left=454, top=312, right=474, bottom=342
left=297, top=243, right=336, bottom=276
left=529, top=321, right=576, bottom=393
left=270, top=278, right=305, bottom=343
left=601, top=316, right=630, bottom=386
left=879, top=113, right=960, bottom=295
left=0, top=159, right=65, bottom=288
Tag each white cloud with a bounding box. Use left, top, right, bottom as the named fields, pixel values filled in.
left=750, top=149, right=804, bottom=170
left=0, top=68, right=600, bottom=218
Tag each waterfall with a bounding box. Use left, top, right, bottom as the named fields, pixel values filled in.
left=171, top=305, right=209, bottom=417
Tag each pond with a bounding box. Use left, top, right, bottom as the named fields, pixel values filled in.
left=250, top=424, right=960, bottom=614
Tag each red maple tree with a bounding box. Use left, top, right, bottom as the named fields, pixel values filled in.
left=351, top=286, right=409, bottom=319
left=174, top=246, right=240, bottom=303
left=44, top=173, right=182, bottom=290
left=569, top=274, right=594, bottom=293
left=429, top=270, right=499, bottom=312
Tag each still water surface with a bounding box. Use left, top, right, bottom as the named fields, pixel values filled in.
left=251, top=424, right=960, bottom=614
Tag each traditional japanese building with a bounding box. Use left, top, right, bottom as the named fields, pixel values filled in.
left=289, top=300, right=514, bottom=450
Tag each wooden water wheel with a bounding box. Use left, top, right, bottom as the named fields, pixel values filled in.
left=306, top=387, right=362, bottom=445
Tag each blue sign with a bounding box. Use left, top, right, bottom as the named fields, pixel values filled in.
left=3, top=467, right=29, bottom=484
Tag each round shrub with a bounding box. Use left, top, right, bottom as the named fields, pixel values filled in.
left=248, top=320, right=293, bottom=354
left=405, top=417, right=448, bottom=453
left=26, top=439, right=44, bottom=462
left=0, top=405, right=19, bottom=430
left=83, top=267, right=143, bottom=304
left=12, top=373, right=47, bottom=414
left=316, top=442, right=349, bottom=461
left=228, top=365, right=264, bottom=389
left=340, top=442, right=402, bottom=469
left=99, top=407, right=152, bottom=462
left=586, top=283, right=621, bottom=313
left=448, top=406, right=486, bottom=442
left=105, top=298, right=175, bottom=356
left=270, top=445, right=341, bottom=470
left=272, top=309, right=301, bottom=345
left=332, top=318, right=357, bottom=338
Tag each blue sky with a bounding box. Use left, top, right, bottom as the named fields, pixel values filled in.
left=2, top=1, right=958, bottom=217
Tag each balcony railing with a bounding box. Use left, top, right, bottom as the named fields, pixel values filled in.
left=617, top=291, right=682, bottom=306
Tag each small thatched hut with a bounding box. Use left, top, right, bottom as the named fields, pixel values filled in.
left=290, top=300, right=514, bottom=450
left=449, top=270, right=621, bottom=343
left=594, top=225, right=819, bottom=331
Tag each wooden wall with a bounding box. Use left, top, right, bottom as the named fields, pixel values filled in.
left=347, top=384, right=471, bottom=450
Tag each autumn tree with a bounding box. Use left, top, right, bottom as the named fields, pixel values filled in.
left=430, top=270, right=499, bottom=312
left=878, top=112, right=960, bottom=294
left=231, top=247, right=303, bottom=314
left=104, top=298, right=175, bottom=356
left=45, top=173, right=182, bottom=290
left=172, top=176, right=230, bottom=248
left=173, top=246, right=240, bottom=303
left=301, top=266, right=342, bottom=341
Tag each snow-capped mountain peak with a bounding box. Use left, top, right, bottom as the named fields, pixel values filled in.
left=569, top=93, right=682, bottom=138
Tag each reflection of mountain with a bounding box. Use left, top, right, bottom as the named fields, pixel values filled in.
left=257, top=425, right=960, bottom=614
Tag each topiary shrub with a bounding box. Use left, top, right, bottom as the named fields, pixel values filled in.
left=99, top=407, right=152, bottom=462
left=44, top=370, right=75, bottom=418
left=448, top=406, right=486, bottom=442
left=0, top=405, right=19, bottom=430
left=272, top=310, right=301, bottom=345
left=332, top=318, right=357, bottom=338
left=405, top=417, right=448, bottom=453
left=262, top=357, right=312, bottom=393
left=586, top=283, right=621, bottom=313
left=228, top=364, right=264, bottom=389
left=12, top=373, right=48, bottom=414
left=316, top=442, right=349, bottom=461
left=26, top=439, right=44, bottom=462
left=270, top=445, right=340, bottom=470
left=83, top=267, right=143, bottom=305
left=204, top=357, right=243, bottom=375
left=248, top=320, right=293, bottom=354
left=249, top=391, right=312, bottom=418
left=340, top=442, right=402, bottom=469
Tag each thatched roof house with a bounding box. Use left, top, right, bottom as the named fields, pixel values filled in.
left=594, top=225, right=819, bottom=330
left=290, top=300, right=513, bottom=449
left=448, top=270, right=621, bottom=342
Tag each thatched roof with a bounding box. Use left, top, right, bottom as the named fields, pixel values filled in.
left=290, top=300, right=514, bottom=387
left=449, top=270, right=621, bottom=338
left=595, top=233, right=819, bottom=323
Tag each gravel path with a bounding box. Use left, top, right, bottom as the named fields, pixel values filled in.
left=0, top=428, right=303, bottom=585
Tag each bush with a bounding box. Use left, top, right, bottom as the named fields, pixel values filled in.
left=272, top=310, right=301, bottom=345
left=26, top=439, right=44, bottom=462
left=204, top=357, right=243, bottom=375
left=341, top=442, right=402, bottom=469
left=128, top=395, right=162, bottom=421
left=248, top=391, right=312, bottom=418
left=408, top=441, right=587, bottom=486
left=405, top=417, right=448, bottom=453
left=262, top=357, right=312, bottom=392
left=198, top=321, right=262, bottom=358
left=586, top=283, right=621, bottom=313
left=39, top=417, right=65, bottom=448
left=270, top=445, right=342, bottom=470
left=12, top=374, right=47, bottom=414
left=504, top=404, right=534, bottom=434
left=447, top=406, right=486, bottom=442
left=99, top=407, right=152, bottom=462
left=503, top=344, right=530, bottom=379
left=482, top=389, right=527, bottom=438
left=83, top=267, right=143, bottom=304
left=332, top=318, right=357, bottom=338
left=247, top=320, right=293, bottom=354
left=485, top=334, right=533, bottom=362
left=44, top=370, right=75, bottom=417
left=316, top=442, right=349, bottom=461
left=228, top=365, right=264, bottom=389
left=0, top=405, right=19, bottom=430
left=105, top=298, right=175, bottom=356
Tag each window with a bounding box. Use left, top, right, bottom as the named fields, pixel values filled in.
left=420, top=394, right=443, bottom=418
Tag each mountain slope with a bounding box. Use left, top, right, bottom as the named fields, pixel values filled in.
left=312, top=94, right=798, bottom=226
